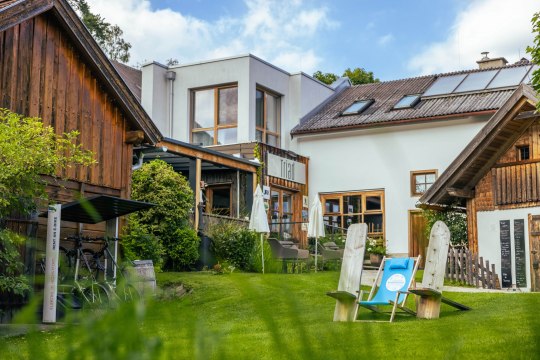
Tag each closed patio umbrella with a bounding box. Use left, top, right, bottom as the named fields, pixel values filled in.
left=308, top=197, right=325, bottom=272
left=249, top=185, right=270, bottom=273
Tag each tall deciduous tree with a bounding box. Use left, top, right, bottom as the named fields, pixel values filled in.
left=313, top=67, right=379, bottom=86
left=68, top=0, right=132, bottom=63
left=527, top=11, right=540, bottom=111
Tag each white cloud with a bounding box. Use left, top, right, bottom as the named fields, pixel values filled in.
left=407, top=0, right=538, bottom=75
left=377, top=33, right=394, bottom=47
left=86, top=0, right=337, bottom=73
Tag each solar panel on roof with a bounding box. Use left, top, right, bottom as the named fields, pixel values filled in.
left=423, top=74, right=467, bottom=96
left=454, top=70, right=498, bottom=93
left=524, top=65, right=539, bottom=83
left=487, top=66, right=531, bottom=89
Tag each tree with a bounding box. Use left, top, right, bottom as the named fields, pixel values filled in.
left=343, top=67, right=379, bottom=85
left=313, top=67, right=379, bottom=86
left=68, top=0, right=132, bottom=63
left=527, top=11, right=540, bottom=111
left=127, top=160, right=199, bottom=270
left=0, top=109, right=95, bottom=217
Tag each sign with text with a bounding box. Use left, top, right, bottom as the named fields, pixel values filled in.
left=499, top=220, right=512, bottom=288
left=43, top=204, right=61, bottom=323
left=514, top=219, right=527, bottom=287
left=266, top=153, right=306, bottom=184
left=262, top=185, right=271, bottom=200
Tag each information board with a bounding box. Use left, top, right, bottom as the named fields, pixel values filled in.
left=499, top=220, right=512, bottom=288
left=514, top=219, right=527, bottom=287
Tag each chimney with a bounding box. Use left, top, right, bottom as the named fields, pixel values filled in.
left=476, top=51, right=508, bottom=69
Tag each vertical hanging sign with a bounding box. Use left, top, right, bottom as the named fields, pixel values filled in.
left=514, top=219, right=526, bottom=287
left=42, top=204, right=61, bottom=323
left=499, top=220, right=512, bottom=288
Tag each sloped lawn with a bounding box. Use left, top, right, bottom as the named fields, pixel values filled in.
left=1, top=271, right=539, bottom=359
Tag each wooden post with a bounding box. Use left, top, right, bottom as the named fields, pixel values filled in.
left=416, top=292, right=442, bottom=319
left=195, top=158, right=201, bottom=231
left=480, top=256, right=485, bottom=288
left=486, top=260, right=491, bottom=288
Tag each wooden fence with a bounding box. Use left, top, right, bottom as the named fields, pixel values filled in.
left=446, top=247, right=501, bottom=289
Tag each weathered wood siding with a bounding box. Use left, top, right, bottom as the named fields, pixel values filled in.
left=0, top=13, right=134, bottom=198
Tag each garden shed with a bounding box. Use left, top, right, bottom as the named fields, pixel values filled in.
left=421, top=84, right=540, bottom=291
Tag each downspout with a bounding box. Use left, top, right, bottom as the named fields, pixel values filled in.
left=165, top=70, right=176, bottom=137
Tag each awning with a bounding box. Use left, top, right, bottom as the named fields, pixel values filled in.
left=40, top=195, right=155, bottom=224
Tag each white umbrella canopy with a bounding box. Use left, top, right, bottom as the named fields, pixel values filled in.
left=308, top=197, right=325, bottom=272
left=249, top=185, right=270, bottom=273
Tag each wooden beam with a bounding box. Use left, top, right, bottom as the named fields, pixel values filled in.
left=514, top=110, right=540, bottom=121
left=158, top=140, right=258, bottom=173
left=194, top=158, right=201, bottom=231
left=446, top=187, right=474, bottom=199
left=125, top=130, right=145, bottom=144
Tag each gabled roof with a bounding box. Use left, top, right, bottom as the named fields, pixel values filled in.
left=111, top=60, right=142, bottom=102
left=420, top=84, right=539, bottom=207
left=0, top=0, right=161, bottom=144
left=291, top=64, right=533, bottom=136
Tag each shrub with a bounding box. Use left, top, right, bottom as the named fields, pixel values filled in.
left=121, top=221, right=164, bottom=271
left=206, top=220, right=258, bottom=271
left=422, top=208, right=467, bottom=246
left=0, top=229, right=31, bottom=296
left=127, top=160, right=199, bottom=270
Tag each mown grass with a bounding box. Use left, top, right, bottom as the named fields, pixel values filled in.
left=1, top=271, right=539, bottom=359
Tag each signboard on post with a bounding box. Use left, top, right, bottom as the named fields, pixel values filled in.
left=499, top=220, right=512, bottom=288
left=43, top=204, right=61, bottom=323
left=262, top=185, right=271, bottom=200
left=514, top=219, right=526, bottom=287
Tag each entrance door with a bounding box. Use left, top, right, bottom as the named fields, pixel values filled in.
left=270, top=189, right=294, bottom=239
left=528, top=214, right=540, bottom=291
left=409, top=211, right=428, bottom=268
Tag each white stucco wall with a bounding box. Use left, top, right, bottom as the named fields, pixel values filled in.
left=477, top=207, right=540, bottom=290
left=140, top=54, right=334, bottom=148
left=295, top=115, right=490, bottom=255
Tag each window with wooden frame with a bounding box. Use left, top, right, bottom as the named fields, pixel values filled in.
left=255, top=89, right=281, bottom=147
left=320, top=190, right=385, bottom=237
left=411, top=170, right=437, bottom=196
left=205, top=185, right=232, bottom=216
left=517, top=145, right=530, bottom=161
left=191, top=85, right=238, bottom=146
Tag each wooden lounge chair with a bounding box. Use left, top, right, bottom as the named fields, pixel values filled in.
left=356, top=256, right=420, bottom=322
left=267, top=238, right=308, bottom=273
left=408, top=221, right=470, bottom=318
left=326, top=223, right=367, bottom=321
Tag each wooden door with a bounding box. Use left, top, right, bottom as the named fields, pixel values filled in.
left=409, top=211, right=428, bottom=268
left=528, top=214, right=540, bottom=291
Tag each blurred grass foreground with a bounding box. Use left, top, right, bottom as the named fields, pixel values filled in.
left=1, top=271, right=539, bottom=359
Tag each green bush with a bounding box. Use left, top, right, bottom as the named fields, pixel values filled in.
left=206, top=221, right=258, bottom=271
left=422, top=208, right=467, bottom=246
left=0, top=229, right=31, bottom=296
left=128, top=160, right=199, bottom=270
left=121, top=221, right=164, bottom=271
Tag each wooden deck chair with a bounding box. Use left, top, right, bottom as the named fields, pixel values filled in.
left=356, top=256, right=420, bottom=322
left=326, top=223, right=367, bottom=322
left=409, top=221, right=470, bottom=319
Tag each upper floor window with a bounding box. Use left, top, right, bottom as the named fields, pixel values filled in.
left=191, top=85, right=238, bottom=146
left=411, top=170, right=437, bottom=196
left=256, top=89, right=281, bottom=147
left=342, top=99, right=374, bottom=115
left=517, top=145, right=530, bottom=161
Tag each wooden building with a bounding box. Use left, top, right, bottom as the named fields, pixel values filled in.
left=421, top=84, right=540, bottom=291
left=0, top=0, right=161, bottom=239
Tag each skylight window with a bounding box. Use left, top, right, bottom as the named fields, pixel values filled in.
left=342, top=99, right=374, bottom=115
left=423, top=74, right=466, bottom=97
left=393, top=94, right=420, bottom=109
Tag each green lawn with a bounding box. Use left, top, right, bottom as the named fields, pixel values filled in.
left=1, top=271, right=539, bottom=359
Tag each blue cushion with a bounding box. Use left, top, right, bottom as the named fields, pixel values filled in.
left=388, top=258, right=409, bottom=269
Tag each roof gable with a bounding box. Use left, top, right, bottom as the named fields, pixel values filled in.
left=0, top=0, right=161, bottom=144
left=420, top=84, right=539, bottom=207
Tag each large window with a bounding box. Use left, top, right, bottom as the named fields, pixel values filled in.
left=410, top=170, right=437, bottom=196
left=205, top=185, right=231, bottom=216
left=256, top=89, right=280, bottom=147
left=191, top=85, right=238, bottom=146
left=320, top=190, right=384, bottom=238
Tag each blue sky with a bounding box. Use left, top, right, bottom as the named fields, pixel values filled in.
left=88, top=0, right=538, bottom=81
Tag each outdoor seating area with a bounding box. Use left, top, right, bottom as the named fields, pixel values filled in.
left=267, top=238, right=309, bottom=273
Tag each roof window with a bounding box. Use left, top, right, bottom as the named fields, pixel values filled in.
left=342, top=99, right=374, bottom=115
left=393, top=94, right=420, bottom=109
